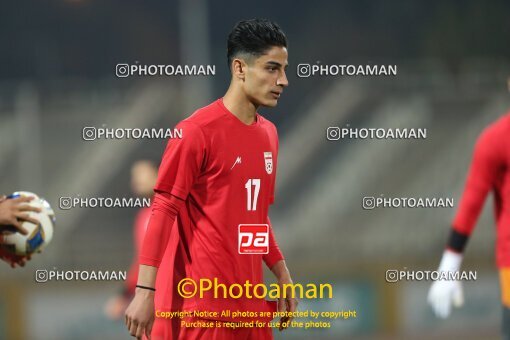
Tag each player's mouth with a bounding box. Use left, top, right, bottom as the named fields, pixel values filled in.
left=270, top=91, right=282, bottom=99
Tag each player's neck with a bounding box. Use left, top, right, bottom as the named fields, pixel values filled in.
left=222, top=87, right=258, bottom=125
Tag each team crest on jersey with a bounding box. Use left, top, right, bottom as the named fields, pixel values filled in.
left=264, top=152, right=273, bottom=174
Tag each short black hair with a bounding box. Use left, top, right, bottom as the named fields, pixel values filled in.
left=227, top=18, right=287, bottom=69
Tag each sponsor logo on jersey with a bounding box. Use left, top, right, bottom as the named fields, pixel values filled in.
left=238, top=224, right=269, bottom=254
left=264, top=152, right=273, bottom=174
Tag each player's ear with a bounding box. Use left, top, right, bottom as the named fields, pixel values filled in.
left=232, top=58, right=247, bottom=81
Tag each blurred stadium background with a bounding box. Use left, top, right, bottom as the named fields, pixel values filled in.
left=1, top=1, right=510, bottom=339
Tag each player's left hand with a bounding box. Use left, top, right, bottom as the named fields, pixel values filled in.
left=277, top=275, right=298, bottom=331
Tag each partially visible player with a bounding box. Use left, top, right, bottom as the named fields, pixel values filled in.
left=428, top=82, right=510, bottom=338
left=104, top=161, right=158, bottom=319
left=0, top=193, right=40, bottom=268
left=125, top=18, right=296, bottom=340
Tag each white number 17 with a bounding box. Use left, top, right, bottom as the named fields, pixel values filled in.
left=245, top=179, right=260, bottom=211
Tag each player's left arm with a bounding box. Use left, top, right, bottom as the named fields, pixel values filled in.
left=264, top=217, right=298, bottom=331
left=265, top=128, right=297, bottom=329
left=270, top=259, right=298, bottom=331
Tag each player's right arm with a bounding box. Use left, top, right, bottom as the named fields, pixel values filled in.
left=428, top=125, right=504, bottom=318
left=125, top=192, right=185, bottom=338
left=125, top=121, right=206, bottom=339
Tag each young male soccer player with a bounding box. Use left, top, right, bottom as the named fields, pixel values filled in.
left=428, top=99, right=510, bottom=337
left=125, top=19, right=297, bottom=339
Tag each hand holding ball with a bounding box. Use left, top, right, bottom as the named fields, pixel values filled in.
left=0, top=191, right=56, bottom=256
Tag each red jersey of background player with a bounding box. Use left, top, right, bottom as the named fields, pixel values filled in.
left=140, top=98, right=283, bottom=321
left=452, top=112, right=510, bottom=266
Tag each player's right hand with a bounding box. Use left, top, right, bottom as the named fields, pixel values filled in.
left=125, top=288, right=155, bottom=339
left=427, top=279, right=464, bottom=318
left=0, top=195, right=41, bottom=234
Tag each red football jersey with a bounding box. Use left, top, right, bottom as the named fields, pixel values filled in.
left=141, top=98, right=283, bottom=321
left=452, top=112, right=510, bottom=267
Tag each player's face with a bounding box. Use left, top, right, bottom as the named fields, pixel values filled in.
left=244, top=46, right=289, bottom=107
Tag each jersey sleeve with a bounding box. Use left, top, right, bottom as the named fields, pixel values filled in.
left=154, top=121, right=206, bottom=200
left=263, top=216, right=284, bottom=268
left=452, top=126, right=504, bottom=236
left=139, top=192, right=184, bottom=267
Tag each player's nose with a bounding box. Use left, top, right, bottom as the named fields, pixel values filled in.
left=277, top=70, right=289, bottom=87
